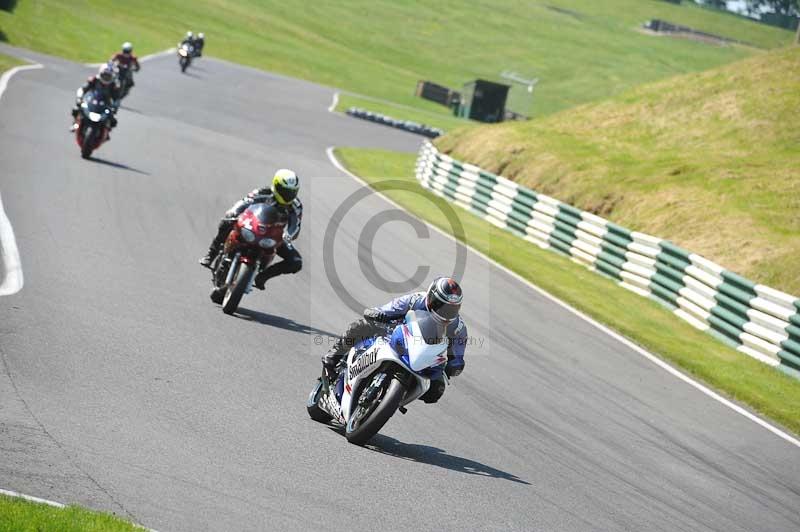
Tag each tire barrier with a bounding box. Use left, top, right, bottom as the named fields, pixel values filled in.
left=346, top=107, right=443, bottom=139
left=415, top=141, right=800, bottom=380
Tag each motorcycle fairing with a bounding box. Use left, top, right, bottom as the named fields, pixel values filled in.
left=334, top=310, right=448, bottom=423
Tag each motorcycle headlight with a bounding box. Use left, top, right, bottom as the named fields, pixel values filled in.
left=88, top=112, right=102, bottom=122
left=258, top=237, right=277, bottom=249
left=240, top=227, right=256, bottom=242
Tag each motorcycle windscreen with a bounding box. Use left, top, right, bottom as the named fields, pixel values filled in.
left=402, top=310, right=448, bottom=372
left=81, top=91, right=110, bottom=121
left=244, top=203, right=285, bottom=241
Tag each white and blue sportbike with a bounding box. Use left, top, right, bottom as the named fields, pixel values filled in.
left=307, top=309, right=448, bottom=445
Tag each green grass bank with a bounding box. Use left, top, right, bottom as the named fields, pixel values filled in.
left=0, top=0, right=793, bottom=125
left=439, top=46, right=800, bottom=294
left=0, top=494, right=141, bottom=532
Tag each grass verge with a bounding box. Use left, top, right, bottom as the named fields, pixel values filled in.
left=439, top=46, right=800, bottom=294
left=0, top=52, right=24, bottom=75
left=335, top=93, right=470, bottom=134
left=0, top=494, right=142, bottom=532
left=334, top=146, right=800, bottom=436
left=0, top=1, right=793, bottom=119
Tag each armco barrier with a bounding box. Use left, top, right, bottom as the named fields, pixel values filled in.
left=346, top=108, right=443, bottom=138
left=415, top=141, right=800, bottom=380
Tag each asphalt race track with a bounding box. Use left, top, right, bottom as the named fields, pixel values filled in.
left=1, top=44, right=798, bottom=531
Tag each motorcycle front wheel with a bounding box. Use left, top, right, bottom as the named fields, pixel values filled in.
left=81, top=126, right=96, bottom=159
left=345, top=375, right=405, bottom=446
left=222, top=261, right=253, bottom=315
left=306, top=379, right=333, bottom=423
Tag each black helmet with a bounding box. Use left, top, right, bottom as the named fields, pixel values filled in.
left=425, top=277, right=462, bottom=323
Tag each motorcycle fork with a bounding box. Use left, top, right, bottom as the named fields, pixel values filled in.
left=224, top=252, right=241, bottom=286
left=243, top=259, right=261, bottom=294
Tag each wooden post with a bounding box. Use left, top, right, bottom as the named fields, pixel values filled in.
left=796, top=20, right=800, bottom=44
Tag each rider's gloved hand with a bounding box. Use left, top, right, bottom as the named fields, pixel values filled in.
left=363, top=308, right=390, bottom=323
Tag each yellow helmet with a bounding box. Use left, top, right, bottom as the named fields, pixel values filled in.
left=271, top=169, right=299, bottom=205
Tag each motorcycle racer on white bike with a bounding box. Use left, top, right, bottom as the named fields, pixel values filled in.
left=309, top=277, right=468, bottom=445
left=322, top=276, right=467, bottom=404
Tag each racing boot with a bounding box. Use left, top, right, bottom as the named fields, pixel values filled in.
left=253, top=269, right=269, bottom=290
left=199, top=220, right=233, bottom=268
left=198, top=247, right=218, bottom=269
left=321, top=341, right=345, bottom=382
left=69, top=109, right=79, bottom=132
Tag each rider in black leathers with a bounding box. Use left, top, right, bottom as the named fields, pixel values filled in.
left=199, top=169, right=302, bottom=289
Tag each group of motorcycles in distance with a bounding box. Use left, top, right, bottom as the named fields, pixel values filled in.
left=71, top=33, right=204, bottom=159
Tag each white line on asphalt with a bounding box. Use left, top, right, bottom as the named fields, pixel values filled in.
left=85, top=47, right=176, bottom=68
left=139, top=47, right=176, bottom=62
left=0, top=63, right=40, bottom=297
left=0, top=487, right=160, bottom=531
left=328, top=91, right=339, bottom=113
left=0, top=194, right=23, bottom=296
left=325, top=146, right=800, bottom=449
left=0, top=488, right=65, bottom=508
left=0, top=63, right=43, bottom=99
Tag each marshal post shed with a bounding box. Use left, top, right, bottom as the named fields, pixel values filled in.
left=455, top=79, right=510, bottom=123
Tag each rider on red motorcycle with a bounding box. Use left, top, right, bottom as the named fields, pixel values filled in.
left=322, top=277, right=468, bottom=404
left=110, top=42, right=140, bottom=89
left=200, top=169, right=303, bottom=289
left=70, top=64, right=121, bottom=132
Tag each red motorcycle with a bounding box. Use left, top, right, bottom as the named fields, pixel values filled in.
left=75, top=88, right=114, bottom=159
left=209, top=203, right=287, bottom=314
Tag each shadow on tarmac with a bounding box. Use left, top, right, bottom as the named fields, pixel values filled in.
left=235, top=307, right=338, bottom=338
left=366, top=434, right=531, bottom=484
left=88, top=156, right=150, bottom=175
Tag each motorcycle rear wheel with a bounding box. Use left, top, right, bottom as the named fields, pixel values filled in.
left=222, top=262, right=252, bottom=315
left=345, top=375, right=405, bottom=446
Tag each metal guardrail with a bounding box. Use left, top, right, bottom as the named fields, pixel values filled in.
left=415, top=141, right=800, bottom=379
left=346, top=108, right=443, bottom=138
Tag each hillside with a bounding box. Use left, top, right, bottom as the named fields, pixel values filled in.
left=438, top=46, right=800, bottom=293
left=0, top=0, right=794, bottom=123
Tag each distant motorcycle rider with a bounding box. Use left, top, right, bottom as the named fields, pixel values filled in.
left=70, top=64, right=120, bottom=132
left=194, top=33, right=205, bottom=56
left=180, top=31, right=196, bottom=52
left=110, top=42, right=140, bottom=91
left=199, top=169, right=303, bottom=289
left=322, top=277, right=467, bottom=404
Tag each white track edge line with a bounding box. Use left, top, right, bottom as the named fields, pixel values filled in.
left=0, top=64, right=40, bottom=297
left=325, top=146, right=800, bottom=449
left=0, top=487, right=160, bottom=531
left=0, top=63, right=42, bottom=98
left=0, top=193, right=23, bottom=295
left=327, top=91, right=339, bottom=113
left=85, top=47, right=175, bottom=68
left=0, top=488, right=65, bottom=508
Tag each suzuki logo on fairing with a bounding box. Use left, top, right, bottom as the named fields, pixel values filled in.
left=349, top=349, right=377, bottom=380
